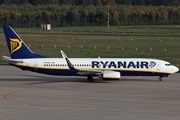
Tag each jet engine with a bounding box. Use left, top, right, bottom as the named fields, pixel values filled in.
left=100, top=71, right=121, bottom=80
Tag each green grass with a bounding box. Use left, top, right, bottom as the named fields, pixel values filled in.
left=0, top=25, right=180, bottom=68
left=0, top=25, right=179, bottom=35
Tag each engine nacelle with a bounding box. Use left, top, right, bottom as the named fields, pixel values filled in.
left=100, top=71, right=121, bottom=80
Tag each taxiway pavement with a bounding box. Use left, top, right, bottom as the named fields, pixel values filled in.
left=0, top=65, right=180, bottom=120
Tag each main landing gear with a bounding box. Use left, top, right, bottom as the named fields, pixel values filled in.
left=87, top=75, right=94, bottom=82
left=158, top=77, right=162, bottom=82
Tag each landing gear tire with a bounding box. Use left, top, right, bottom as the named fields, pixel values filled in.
left=87, top=76, right=94, bottom=82
left=158, top=77, right=162, bottom=82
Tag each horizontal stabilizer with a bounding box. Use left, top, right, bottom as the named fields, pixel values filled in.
left=2, top=56, right=23, bottom=63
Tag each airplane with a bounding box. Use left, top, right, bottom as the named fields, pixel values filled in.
left=2, top=26, right=179, bottom=82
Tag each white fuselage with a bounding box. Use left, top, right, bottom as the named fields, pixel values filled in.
left=10, top=58, right=179, bottom=77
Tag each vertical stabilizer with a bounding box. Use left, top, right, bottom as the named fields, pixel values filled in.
left=3, top=26, right=47, bottom=59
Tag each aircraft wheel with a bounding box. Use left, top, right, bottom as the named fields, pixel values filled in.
left=87, top=76, right=94, bottom=82
left=158, top=77, right=162, bottom=82
left=90, top=79, right=94, bottom=82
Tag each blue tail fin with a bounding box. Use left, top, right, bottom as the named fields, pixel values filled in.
left=3, top=26, right=47, bottom=59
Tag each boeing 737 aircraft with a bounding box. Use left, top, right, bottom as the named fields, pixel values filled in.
left=2, top=26, right=179, bottom=82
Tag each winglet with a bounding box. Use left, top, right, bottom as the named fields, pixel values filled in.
left=61, top=50, right=68, bottom=59
left=60, top=50, right=77, bottom=71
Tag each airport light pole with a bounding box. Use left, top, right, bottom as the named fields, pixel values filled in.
left=108, top=0, right=109, bottom=27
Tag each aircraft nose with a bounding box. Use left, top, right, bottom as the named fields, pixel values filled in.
left=173, top=66, right=179, bottom=73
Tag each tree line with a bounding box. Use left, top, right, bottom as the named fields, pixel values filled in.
left=0, top=0, right=180, bottom=6
left=0, top=4, right=180, bottom=27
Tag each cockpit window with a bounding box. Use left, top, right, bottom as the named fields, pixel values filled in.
left=165, top=64, right=171, bottom=66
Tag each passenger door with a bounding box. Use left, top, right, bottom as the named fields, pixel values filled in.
left=156, top=62, right=161, bottom=70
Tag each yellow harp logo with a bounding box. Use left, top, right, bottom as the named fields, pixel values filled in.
left=10, top=38, right=22, bottom=54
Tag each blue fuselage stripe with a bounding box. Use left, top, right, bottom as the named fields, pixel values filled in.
left=11, top=64, right=170, bottom=77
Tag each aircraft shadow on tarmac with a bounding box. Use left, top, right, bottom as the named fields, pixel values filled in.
left=0, top=74, right=109, bottom=84
left=120, top=78, right=158, bottom=82
left=0, top=74, right=158, bottom=85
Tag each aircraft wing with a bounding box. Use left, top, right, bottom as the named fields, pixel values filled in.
left=77, top=70, right=102, bottom=76
left=60, top=50, right=102, bottom=76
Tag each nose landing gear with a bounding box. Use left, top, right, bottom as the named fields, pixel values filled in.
left=158, top=75, right=168, bottom=82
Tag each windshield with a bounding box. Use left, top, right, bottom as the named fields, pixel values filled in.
left=165, top=64, right=172, bottom=66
